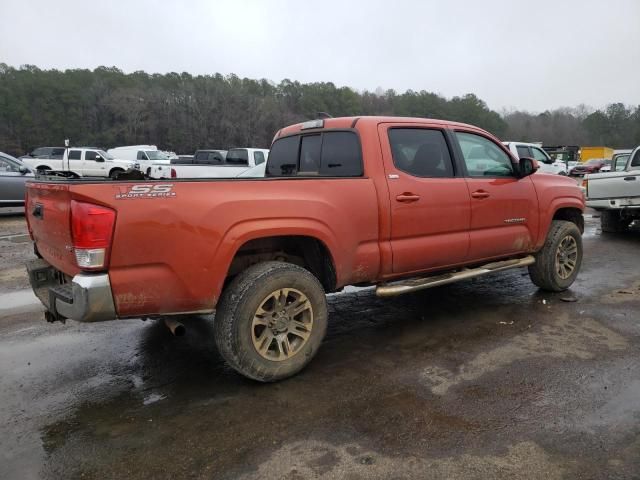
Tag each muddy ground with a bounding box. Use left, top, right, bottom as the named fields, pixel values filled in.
left=1, top=209, right=639, bottom=479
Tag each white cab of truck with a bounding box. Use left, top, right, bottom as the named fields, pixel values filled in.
left=585, top=146, right=640, bottom=232
left=503, top=142, right=568, bottom=175
left=107, top=145, right=172, bottom=174
left=151, top=148, right=269, bottom=179
left=20, top=148, right=136, bottom=178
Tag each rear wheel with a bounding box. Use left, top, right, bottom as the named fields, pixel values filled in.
left=600, top=210, right=630, bottom=233
left=36, top=166, right=48, bottom=174
left=528, top=220, right=582, bottom=292
left=214, top=261, right=328, bottom=382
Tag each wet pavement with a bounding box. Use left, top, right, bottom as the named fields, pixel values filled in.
left=1, top=211, right=639, bottom=479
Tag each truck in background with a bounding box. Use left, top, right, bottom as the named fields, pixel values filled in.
left=150, top=147, right=269, bottom=178
left=20, top=147, right=137, bottom=178
left=580, top=146, right=614, bottom=163
left=585, top=146, right=640, bottom=232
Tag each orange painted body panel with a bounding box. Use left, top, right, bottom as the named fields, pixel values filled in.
left=27, top=116, right=584, bottom=319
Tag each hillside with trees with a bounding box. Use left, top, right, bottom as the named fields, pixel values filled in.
left=0, top=64, right=639, bottom=156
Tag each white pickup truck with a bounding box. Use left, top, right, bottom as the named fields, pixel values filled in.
left=503, top=142, right=568, bottom=175
left=20, top=148, right=137, bottom=178
left=150, top=148, right=269, bottom=179
left=585, top=146, right=640, bottom=232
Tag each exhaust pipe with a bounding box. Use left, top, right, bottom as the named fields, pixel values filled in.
left=164, top=318, right=185, bottom=336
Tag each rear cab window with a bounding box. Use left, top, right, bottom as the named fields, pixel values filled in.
left=226, top=149, right=249, bottom=166
left=68, top=150, right=82, bottom=160
left=267, top=131, right=363, bottom=177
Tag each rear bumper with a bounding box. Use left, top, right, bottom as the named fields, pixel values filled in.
left=26, top=258, right=117, bottom=322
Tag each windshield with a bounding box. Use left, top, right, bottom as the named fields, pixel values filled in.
left=98, top=150, right=113, bottom=160
left=146, top=151, right=170, bottom=160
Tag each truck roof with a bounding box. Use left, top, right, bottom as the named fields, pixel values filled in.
left=276, top=116, right=490, bottom=140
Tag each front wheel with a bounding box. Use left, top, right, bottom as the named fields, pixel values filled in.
left=109, top=168, right=124, bottom=179
left=528, top=220, right=583, bottom=292
left=214, top=261, right=328, bottom=382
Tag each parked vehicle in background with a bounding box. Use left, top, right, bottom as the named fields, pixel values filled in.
left=25, top=116, right=584, bottom=382
left=570, top=159, right=606, bottom=176
left=168, top=147, right=269, bottom=178
left=503, top=142, right=568, bottom=175
left=20, top=147, right=65, bottom=160
left=543, top=145, right=580, bottom=165
left=0, top=152, right=33, bottom=207
left=580, top=146, right=614, bottom=162
left=599, top=159, right=613, bottom=172
left=107, top=145, right=171, bottom=174
left=20, top=148, right=137, bottom=178
left=192, top=150, right=227, bottom=164
left=585, top=146, right=640, bottom=232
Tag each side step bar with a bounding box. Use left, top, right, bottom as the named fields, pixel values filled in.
left=376, top=255, right=535, bottom=297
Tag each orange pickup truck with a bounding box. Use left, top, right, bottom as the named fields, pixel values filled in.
left=25, top=116, right=585, bottom=381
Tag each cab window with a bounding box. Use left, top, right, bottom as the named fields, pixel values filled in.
left=253, top=151, right=266, bottom=165
left=68, top=150, right=82, bottom=160
left=388, top=128, right=454, bottom=178
left=85, top=151, right=98, bottom=161
left=136, top=151, right=147, bottom=160
left=455, top=132, right=514, bottom=177
left=516, top=145, right=531, bottom=159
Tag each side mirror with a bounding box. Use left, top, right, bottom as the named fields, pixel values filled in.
left=19, top=166, right=29, bottom=174
left=518, top=157, right=538, bottom=178
left=95, top=155, right=105, bottom=163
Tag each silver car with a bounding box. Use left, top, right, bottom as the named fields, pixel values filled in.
left=0, top=152, right=33, bottom=207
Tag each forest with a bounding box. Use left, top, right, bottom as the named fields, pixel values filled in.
left=1, top=63, right=639, bottom=156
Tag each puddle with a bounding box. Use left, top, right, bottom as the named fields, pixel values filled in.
left=0, top=289, right=40, bottom=312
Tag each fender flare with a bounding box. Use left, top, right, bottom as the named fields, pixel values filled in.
left=209, top=218, right=341, bottom=302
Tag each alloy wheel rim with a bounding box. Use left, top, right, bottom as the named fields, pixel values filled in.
left=251, top=288, right=313, bottom=361
left=555, top=235, right=578, bottom=280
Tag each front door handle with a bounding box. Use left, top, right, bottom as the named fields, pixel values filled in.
left=396, top=193, right=421, bottom=203
left=471, top=190, right=490, bottom=199
left=624, top=176, right=636, bottom=181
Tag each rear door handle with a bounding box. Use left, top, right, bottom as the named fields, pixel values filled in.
left=624, top=176, right=636, bottom=181
left=471, top=190, right=490, bottom=199
left=396, top=193, right=421, bottom=203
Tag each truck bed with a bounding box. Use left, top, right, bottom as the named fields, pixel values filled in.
left=26, top=176, right=381, bottom=318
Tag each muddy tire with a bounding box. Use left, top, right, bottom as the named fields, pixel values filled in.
left=600, top=210, right=630, bottom=233
left=528, top=220, right=582, bottom=292
left=214, top=261, right=328, bottom=382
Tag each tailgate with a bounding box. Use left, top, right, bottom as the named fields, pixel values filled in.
left=26, top=182, right=80, bottom=276
left=587, top=171, right=640, bottom=200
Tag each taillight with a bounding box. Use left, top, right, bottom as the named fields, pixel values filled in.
left=171, top=168, right=177, bottom=178
left=70, top=200, right=116, bottom=269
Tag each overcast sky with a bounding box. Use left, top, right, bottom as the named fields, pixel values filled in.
left=1, top=0, right=638, bottom=112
